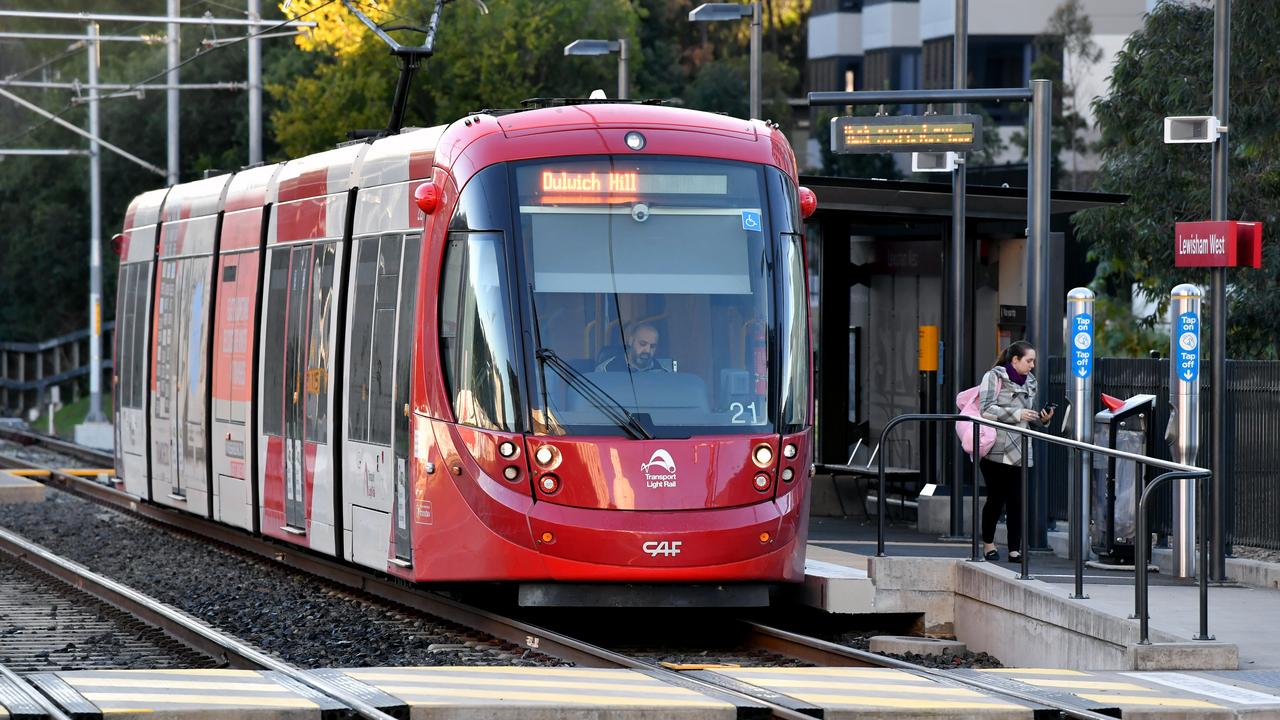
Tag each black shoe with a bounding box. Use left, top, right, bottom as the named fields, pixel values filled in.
left=984, top=549, right=1000, bottom=562
left=1007, top=551, right=1023, bottom=563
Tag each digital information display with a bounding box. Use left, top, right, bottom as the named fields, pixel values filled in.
left=830, top=114, right=983, bottom=154
left=538, top=171, right=728, bottom=203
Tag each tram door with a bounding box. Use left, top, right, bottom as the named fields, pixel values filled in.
left=392, top=236, right=421, bottom=564
left=283, top=245, right=312, bottom=529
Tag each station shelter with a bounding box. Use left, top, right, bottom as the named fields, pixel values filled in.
left=800, top=174, right=1126, bottom=478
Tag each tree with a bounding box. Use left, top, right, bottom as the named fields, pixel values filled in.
left=1009, top=0, right=1103, bottom=189
left=272, top=0, right=641, bottom=156
left=1073, top=0, right=1280, bottom=359
left=1, top=0, right=300, bottom=341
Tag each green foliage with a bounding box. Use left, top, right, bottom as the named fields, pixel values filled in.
left=1073, top=0, right=1280, bottom=359
left=812, top=108, right=901, bottom=180
left=0, top=0, right=298, bottom=342
left=1091, top=295, right=1168, bottom=358
left=1008, top=0, right=1103, bottom=189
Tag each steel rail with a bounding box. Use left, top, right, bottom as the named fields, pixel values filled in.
left=0, top=661, right=74, bottom=720
left=0, top=427, right=114, bottom=467
left=5, top=438, right=1128, bottom=720
left=741, top=622, right=1117, bottom=720
left=0, top=497, right=404, bottom=720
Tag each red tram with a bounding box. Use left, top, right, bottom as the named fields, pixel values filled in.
left=113, top=102, right=816, bottom=604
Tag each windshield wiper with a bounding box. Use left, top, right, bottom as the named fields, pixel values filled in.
left=535, top=348, right=654, bottom=440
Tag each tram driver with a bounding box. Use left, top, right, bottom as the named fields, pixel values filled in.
left=595, top=323, right=668, bottom=373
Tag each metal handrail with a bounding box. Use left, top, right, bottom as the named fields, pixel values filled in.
left=872, top=412, right=1213, bottom=644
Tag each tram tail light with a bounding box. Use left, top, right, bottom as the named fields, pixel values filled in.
left=799, top=186, right=817, bottom=219
left=413, top=181, right=440, bottom=215
left=110, top=233, right=126, bottom=257
left=752, top=473, right=772, bottom=492
left=538, top=474, right=560, bottom=494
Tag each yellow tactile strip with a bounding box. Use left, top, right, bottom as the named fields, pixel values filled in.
left=714, top=667, right=1030, bottom=715
left=53, top=669, right=321, bottom=716
left=975, top=668, right=1231, bottom=711
left=342, top=667, right=736, bottom=713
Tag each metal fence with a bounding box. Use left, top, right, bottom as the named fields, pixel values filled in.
left=0, top=323, right=115, bottom=418
left=1046, top=357, right=1280, bottom=551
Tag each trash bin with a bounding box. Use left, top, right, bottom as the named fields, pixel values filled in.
left=1090, top=393, right=1157, bottom=563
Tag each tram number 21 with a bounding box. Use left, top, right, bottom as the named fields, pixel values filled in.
left=729, top=402, right=759, bottom=424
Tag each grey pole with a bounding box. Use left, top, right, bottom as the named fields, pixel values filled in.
left=1027, top=79, right=1053, bottom=550
left=248, top=0, right=263, bottom=165
left=1209, top=0, right=1230, bottom=582
left=1067, top=287, right=1095, bottom=597
left=948, top=0, right=969, bottom=539
left=617, top=38, right=629, bottom=100
left=1169, top=284, right=1203, bottom=578
left=166, top=0, right=180, bottom=185
left=749, top=1, right=761, bottom=119
left=85, top=23, right=106, bottom=424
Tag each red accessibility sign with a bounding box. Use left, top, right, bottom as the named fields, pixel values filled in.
left=1174, top=220, right=1263, bottom=268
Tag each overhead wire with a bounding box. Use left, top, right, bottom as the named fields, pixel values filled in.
left=0, top=0, right=336, bottom=147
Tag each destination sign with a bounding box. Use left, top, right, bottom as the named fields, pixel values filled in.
left=538, top=171, right=727, bottom=203
left=831, top=114, right=983, bottom=154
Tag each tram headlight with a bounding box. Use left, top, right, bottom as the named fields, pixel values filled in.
left=781, top=467, right=794, bottom=482
left=502, top=466, right=520, bottom=481
left=782, top=443, right=797, bottom=459
left=535, top=446, right=556, bottom=467
left=752, top=444, right=773, bottom=467
left=498, top=441, right=518, bottom=458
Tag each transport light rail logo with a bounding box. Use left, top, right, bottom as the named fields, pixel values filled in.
left=642, top=540, right=683, bottom=557
left=641, top=449, right=678, bottom=489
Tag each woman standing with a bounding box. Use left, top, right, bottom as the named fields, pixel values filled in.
left=979, top=340, right=1054, bottom=562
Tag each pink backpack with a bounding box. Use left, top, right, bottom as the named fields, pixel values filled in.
left=955, top=376, right=1001, bottom=458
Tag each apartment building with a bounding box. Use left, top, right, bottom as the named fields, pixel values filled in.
left=802, top=0, right=1158, bottom=174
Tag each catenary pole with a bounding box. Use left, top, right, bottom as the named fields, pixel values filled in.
left=749, top=2, right=761, bottom=119
left=166, top=0, right=180, bottom=185
left=948, top=0, right=969, bottom=539
left=86, top=23, right=106, bottom=423
left=248, top=0, right=263, bottom=165
left=1027, top=79, right=1053, bottom=551
left=1209, top=0, right=1230, bottom=582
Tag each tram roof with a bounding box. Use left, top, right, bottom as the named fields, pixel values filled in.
left=800, top=175, right=1127, bottom=220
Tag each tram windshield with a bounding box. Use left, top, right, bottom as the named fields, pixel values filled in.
left=513, top=156, right=799, bottom=437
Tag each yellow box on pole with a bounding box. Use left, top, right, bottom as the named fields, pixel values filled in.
left=918, top=325, right=939, bottom=372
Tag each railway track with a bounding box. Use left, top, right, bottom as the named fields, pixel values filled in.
left=0, top=429, right=1114, bottom=720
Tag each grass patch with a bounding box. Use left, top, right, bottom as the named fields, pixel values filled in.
left=28, top=391, right=113, bottom=438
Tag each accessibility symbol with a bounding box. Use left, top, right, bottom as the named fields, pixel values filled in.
left=741, top=210, right=762, bottom=232
left=1071, top=313, right=1093, bottom=379
left=1176, top=312, right=1199, bottom=383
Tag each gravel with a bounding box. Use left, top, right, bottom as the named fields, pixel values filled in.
left=1232, top=545, right=1280, bottom=563
left=0, top=556, right=212, bottom=672
left=836, top=631, right=1004, bottom=669
left=0, top=491, right=565, bottom=669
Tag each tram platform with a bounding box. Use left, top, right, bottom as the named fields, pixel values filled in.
left=7, top=665, right=1280, bottom=720
left=801, top=515, right=1280, bottom=672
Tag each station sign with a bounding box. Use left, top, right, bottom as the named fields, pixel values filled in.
left=1174, top=220, right=1264, bottom=268
left=1175, top=312, right=1200, bottom=383
left=1071, top=312, right=1093, bottom=379
left=831, top=114, right=983, bottom=154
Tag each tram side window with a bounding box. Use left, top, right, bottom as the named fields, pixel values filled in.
left=262, top=250, right=290, bottom=436
left=130, top=264, right=151, bottom=410
left=438, top=231, right=519, bottom=432
left=393, top=236, right=422, bottom=458
left=304, top=243, right=336, bottom=443
left=346, top=237, right=379, bottom=442
left=116, top=265, right=134, bottom=409
left=780, top=234, right=810, bottom=430
left=368, top=235, right=402, bottom=446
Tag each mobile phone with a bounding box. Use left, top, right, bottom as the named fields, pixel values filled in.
left=1043, top=402, right=1058, bottom=413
